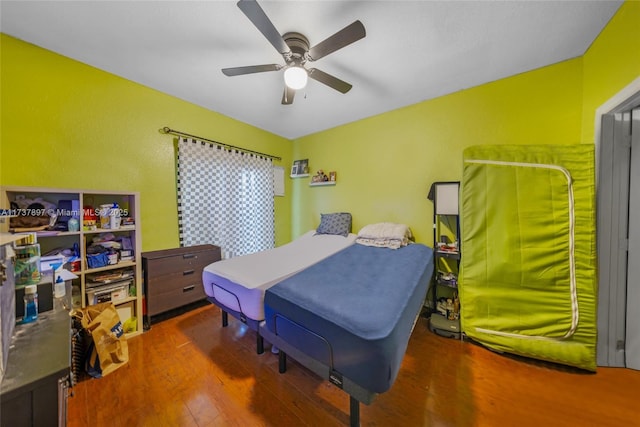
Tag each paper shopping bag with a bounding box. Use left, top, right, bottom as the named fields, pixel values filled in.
left=80, top=302, right=129, bottom=377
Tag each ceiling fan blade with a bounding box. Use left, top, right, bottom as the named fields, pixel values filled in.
left=237, top=0, right=291, bottom=56
left=281, top=86, right=295, bottom=105
left=222, top=64, right=281, bottom=76
left=308, top=68, right=352, bottom=94
left=307, top=20, right=366, bottom=61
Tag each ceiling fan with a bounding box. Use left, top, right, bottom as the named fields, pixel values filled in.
left=222, top=0, right=366, bottom=105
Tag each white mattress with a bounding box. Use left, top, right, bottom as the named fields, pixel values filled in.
left=202, top=230, right=357, bottom=321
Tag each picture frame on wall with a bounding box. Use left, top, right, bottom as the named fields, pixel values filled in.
left=299, top=159, right=309, bottom=175
left=291, top=159, right=309, bottom=177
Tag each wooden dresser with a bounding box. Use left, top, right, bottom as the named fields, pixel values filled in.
left=142, top=244, right=221, bottom=325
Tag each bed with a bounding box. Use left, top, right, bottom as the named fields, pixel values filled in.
left=260, top=239, right=434, bottom=426
left=202, top=226, right=357, bottom=353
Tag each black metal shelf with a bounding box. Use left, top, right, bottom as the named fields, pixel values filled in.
left=428, top=181, right=461, bottom=339
left=435, top=250, right=460, bottom=260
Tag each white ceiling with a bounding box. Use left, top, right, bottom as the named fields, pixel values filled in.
left=0, top=1, right=622, bottom=140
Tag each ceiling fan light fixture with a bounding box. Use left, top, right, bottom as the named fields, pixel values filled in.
left=225, top=1, right=366, bottom=104
left=284, top=66, right=308, bottom=90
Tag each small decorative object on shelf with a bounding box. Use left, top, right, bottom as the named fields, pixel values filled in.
left=329, top=171, right=337, bottom=182
left=312, top=169, right=329, bottom=183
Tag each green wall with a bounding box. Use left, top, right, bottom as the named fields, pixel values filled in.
left=0, top=34, right=293, bottom=251
left=291, top=58, right=584, bottom=243
left=581, top=0, right=640, bottom=145
left=291, top=0, right=639, bottom=244
left=1, top=1, right=638, bottom=250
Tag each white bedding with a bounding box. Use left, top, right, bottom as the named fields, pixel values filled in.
left=202, top=230, right=357, bottom=321
left=355, top=222, right=412, bottom=249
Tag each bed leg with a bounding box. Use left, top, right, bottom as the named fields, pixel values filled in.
left=257, top=334, right=264, bottom=355
left=279, top=351, right=287, bottom=373
left=350, top=396, right=360, bottom=427
left=222, top=311, right=228, bottom=327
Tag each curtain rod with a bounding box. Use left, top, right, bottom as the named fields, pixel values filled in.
left=161, top=127, right=282, bottom=161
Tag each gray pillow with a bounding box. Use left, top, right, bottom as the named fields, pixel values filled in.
left=316, top=212, right=352, bottom=237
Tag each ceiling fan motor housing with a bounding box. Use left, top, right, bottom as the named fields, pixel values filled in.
left=283, top=32, right=310, bottom=64
left=224, top=0, right=366, bottom=104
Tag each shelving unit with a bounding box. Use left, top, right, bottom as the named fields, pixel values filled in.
left=428, top=182, right=461, bottom=339
left=0, top=186, right=143, bottom=337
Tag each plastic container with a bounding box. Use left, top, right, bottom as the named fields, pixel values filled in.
left=99, top=203, right=121, bottom=229
left=445, top=298, right=455, bottom=320
left=23, top=285, right=38, bottom=323
left=14, top=243, right=41, bottom=286
left=453, top=295, right=460, bottom=319
left=83, top=205, right=97, bottom=230
left=99, top=204, right=112, bottom=229
left=110, top=205, right=121, bottom=229
left=54, top=275, right=66, bottom=298
left=67, top=218, right=79, bottom=232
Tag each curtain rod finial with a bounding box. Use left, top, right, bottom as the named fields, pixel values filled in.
left=162, top=126, right=171, bottom=134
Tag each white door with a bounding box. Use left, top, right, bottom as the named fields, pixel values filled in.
left=627, top=107, right=640, bottom=370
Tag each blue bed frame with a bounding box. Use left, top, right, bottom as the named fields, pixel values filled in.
left=260, top=243, right=434, bottom=426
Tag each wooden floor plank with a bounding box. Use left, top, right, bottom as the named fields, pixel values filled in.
left=68, top=304, right=640, bottom=426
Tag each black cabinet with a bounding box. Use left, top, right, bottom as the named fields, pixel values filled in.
left=1, top=299, right=71, bottom=426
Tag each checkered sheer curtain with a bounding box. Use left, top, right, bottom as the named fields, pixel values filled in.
left=176, top=138, right=275, bottom=258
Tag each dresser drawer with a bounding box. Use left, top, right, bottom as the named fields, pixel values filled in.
left=144, top=253, right=214, bottom=279
left=142, top=245, right=221, bottom=320
left=148, top=283, right=207, bottom=317
left=147, top=270, right=204, bottom=296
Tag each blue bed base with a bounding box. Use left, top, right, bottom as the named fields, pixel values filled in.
left=261, top=243, right=434, bottom=426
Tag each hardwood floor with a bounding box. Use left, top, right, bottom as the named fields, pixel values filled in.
left=68, top=304, right=640, bottom=426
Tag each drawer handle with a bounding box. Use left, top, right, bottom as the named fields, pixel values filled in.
left=183, top=254, right=196, bottom=259
left=183, top=285, right=195, bottom=292
left=183, top=270, right=195, bottom=276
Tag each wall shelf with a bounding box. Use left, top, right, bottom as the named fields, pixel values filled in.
left=290, top=174, right=310, bottom=179
left=309, top=181, right=336, bottom=187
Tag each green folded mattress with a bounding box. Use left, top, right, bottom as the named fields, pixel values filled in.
left=460, top=144, right=597, bottom=371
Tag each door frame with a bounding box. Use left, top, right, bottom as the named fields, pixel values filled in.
left=595, top=76, right=640, bottom=367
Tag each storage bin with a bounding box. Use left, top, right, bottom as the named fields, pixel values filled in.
left=86, top=253, right=109, bottom=269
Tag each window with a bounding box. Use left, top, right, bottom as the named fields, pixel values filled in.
left=176, top=138, right=275, bottom=257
